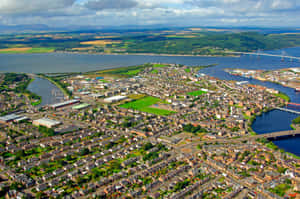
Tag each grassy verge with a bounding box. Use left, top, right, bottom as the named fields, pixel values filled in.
left=119, top=96, right=175, bottom=116
left=256, top=138, right=300, bottom=159
left=273, top=92, right=290, bottom=102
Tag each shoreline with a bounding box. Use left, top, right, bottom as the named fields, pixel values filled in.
left=36, top=74, right=70, bottom=99
left=0, top=51, right=241, bottom=58
left=225, top=68, right=300, bottom=91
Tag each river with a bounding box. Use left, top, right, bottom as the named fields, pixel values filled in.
left=26, top=77, right=64, bottom=107
left=0, top=47, right=299, bottom=155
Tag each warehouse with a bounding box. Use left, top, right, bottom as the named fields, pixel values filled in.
left=104, top=95, right=127, bottom=103
left=72, top=103, right=91, bottom=110
left=33, top=118, right=61, bottom=128
left=49, top=99, right=80, bottom=110
left=0, top=114, right=22, bottom=124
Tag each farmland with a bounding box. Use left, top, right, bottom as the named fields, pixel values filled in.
left=0, top=47, right=54, bottom=54
left=119, top=96, right=175, bottom=116
left=1, top=28, right=300, bottom=56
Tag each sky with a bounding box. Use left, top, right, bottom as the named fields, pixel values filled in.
left=0, top=0, right=299, bottom=28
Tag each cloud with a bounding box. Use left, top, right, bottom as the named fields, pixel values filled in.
left=185, top=0, right=300, bottom=12
left=0, top=0, right=299, bottom=28
left=0, top=0, right=76, bottom=15
left=84, top=0, right=138, bottom=10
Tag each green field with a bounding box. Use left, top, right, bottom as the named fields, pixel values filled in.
left=151, top=69, right=159, bottom=74
left=153, top=64, right=168, bottom=68
left=187, top=90, right=207, bottom=96
left=119, top=96, right=175, bottom=116
left=123, top=69, right=141, bottom=76
left=0, top=47, right=55, bottom=54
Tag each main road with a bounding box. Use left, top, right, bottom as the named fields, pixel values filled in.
left=179, top=129, right=300, bottom=149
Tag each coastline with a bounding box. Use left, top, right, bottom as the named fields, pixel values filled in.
left=225, top=68, right=300, bottom=91
left=0, top=50, right=240, bottom=58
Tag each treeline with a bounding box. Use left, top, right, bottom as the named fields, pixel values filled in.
left=123, top=32, right=300, bottom=54
left=1, top=31, right=300, bottom=55
left=292, top=116, right=300, bottom=124
left=183, top=124, right=208, bottom=134
left=0, top=73, right=41, bottom=105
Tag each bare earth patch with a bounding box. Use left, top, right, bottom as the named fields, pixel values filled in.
left=80, top=40, right=121, bottom=46
left=0, top=47, right=32, bottom=52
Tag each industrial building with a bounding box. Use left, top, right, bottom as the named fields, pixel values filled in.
left=0, top=114, right=28, bottom=124
left=72, top=103, right=91, bottom=110
left=104, top=95, right=127, bottom=103
left=49, top=99, right=80, bottom=110
left=33, top=118, right=61, bottom=128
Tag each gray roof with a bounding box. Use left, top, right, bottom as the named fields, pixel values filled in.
left=0, top=114, right=22, bottom=122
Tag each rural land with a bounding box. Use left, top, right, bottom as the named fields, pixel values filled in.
left=0, top=63, right=299, bottom=199
left=1, top=28, right=300, bottom=56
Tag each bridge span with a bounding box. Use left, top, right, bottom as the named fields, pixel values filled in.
left=228, top=52, right=300, bottom=61
left=180, top=129, right=300, bottom=149
left=274, top=107, right=300, bottom=114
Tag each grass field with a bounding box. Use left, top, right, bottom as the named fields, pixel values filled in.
left=123, top=69, right=141, bottom=76
left=153, top=64, right=168, bottom=68
left=151, top=69, right=159, bottom=74
left=0, top=47, right=55, bottom=54
left=187, top=90, right=207, bottom=96
left=119, top=96, right=175, bottom=116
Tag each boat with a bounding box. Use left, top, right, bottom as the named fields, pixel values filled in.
left=295, top=88, right=300, bottom=92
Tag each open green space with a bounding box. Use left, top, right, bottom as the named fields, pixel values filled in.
left=119, top=96, right=175, bottom=116
left=153, top=64, right=168, bottom=68
left=269, top=183, right=291, bottom=197
left=273, top=92, right=290, bottom=102
left=0, top=47, right=54, bottom=54
left=292, top=116, right=300, bottom=124
left=187, top=90, right=207, bottom=96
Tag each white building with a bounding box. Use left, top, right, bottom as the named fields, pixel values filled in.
left=33, top=118, right=61, bottom=128
left=104, top=95, right=127, bottom=103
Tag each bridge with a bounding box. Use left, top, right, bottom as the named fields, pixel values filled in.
left=288, top=102, right=300, bottom=107
left=180, top=129, right=300, bottom=149
left=253, top=129, right=300, bottom=139
left=228, top=51, right=300, bottom=61
left=275, top=107, right=300, bottom=114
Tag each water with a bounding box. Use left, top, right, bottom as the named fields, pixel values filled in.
left=0, top=47, right=300, bottom=155
left=251, top=109, right=300, bottom=156
left=27, top=77, right=64, bottom=107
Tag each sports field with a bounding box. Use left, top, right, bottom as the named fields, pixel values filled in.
left=187, top=90, right=207, bottom=96
left=119, top=96, right=175, bottom=116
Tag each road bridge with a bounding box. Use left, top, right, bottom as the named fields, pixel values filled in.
left=275, top=107, right=300, bottom=114
left=228, top=52, right=300, bottom=61
left=180, top=129, right=300, bottom=149
left=288, top=102, right=300, bottom=107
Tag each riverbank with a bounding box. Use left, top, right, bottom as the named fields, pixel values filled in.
left=26, top=77, right=42, bottom=106
left=54, top=51, right=241, bottom=58
left=225, top=68, right=300, bottom=91
left=37, top=74, right=70, bottom=99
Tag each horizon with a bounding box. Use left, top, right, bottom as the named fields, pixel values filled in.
left=0, top=0, right=300, bottom=31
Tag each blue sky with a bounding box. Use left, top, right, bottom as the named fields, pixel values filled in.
left=0, top=0, right=299, bottom=28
